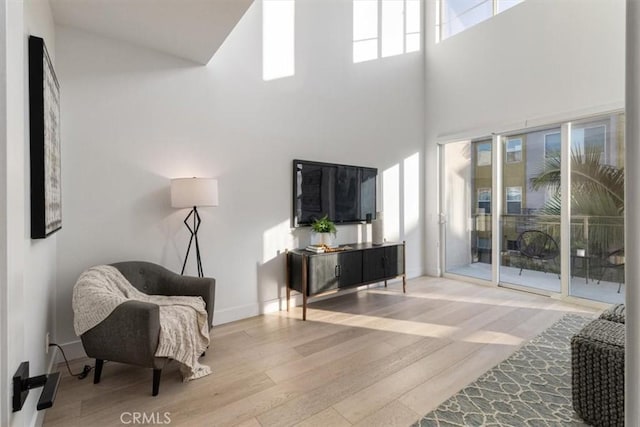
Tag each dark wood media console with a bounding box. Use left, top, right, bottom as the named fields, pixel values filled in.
left=286, top=241, right=406, bottom=320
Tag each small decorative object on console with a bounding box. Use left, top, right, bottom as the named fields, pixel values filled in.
left=311, top=215, right=337, bottom=247
left=305, top=244, right=350, bottom=253
left=372, top=212, right=384, bottom=245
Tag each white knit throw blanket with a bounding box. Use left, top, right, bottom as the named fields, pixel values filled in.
left=72, top=265, right=211, bottom=381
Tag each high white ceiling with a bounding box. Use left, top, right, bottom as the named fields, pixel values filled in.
left=51, top=0, right=254, bottom=64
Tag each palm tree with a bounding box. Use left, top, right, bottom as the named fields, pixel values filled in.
left=530, top=147, right=624, bottom=256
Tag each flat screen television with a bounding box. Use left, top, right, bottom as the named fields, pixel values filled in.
left=293, top=159, right=377, bottom=227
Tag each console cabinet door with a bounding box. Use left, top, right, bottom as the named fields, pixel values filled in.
left=384, top=246, right=400, bottom=278
left=362, top=245, right=404, bottom=282
left=337, top=251, right=363, bottom=287
left=362, top=247, right=386, bottom=282
left=308, top=254, right=339, bottom=294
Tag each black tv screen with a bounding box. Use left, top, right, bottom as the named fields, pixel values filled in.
left=293, top=159, right=377, bottom=226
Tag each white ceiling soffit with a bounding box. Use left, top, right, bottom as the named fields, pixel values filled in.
left=51, top=0, right=254, bottom=65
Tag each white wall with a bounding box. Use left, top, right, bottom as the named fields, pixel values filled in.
left=54, top=0, right=425, bottom=352
left=0, top=0, right=57, bottom=426
left=0, top=0, right=11, bottom=422
left=423, top=0, right=625, bottom=276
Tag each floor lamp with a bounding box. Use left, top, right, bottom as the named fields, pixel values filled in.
left=171, top=177, right=218, bottom=277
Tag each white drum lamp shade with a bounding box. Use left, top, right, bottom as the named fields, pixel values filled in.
left=171, top=178, right=219, bottom=208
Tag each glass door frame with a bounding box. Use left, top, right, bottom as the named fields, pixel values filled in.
left=438, top=137, right=497, bottom=285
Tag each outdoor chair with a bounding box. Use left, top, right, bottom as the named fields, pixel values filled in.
left=597, top=248, right=625, bottom=293
left=516, top=230, right=560, bottom=277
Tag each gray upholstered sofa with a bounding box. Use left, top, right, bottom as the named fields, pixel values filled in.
left=79, top=261, right=216, bottom=396
left=572, top=304, right=625, bottom=426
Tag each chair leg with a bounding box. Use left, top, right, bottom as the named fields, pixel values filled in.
left=152, top=369, right=162, bottom=396
left=93, top=359, right=104, bottom=384
left=618, top=282, right=623, bottom=293
left=519, top=266, right=523, bottom=276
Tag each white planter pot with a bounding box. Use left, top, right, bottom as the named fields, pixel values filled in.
left=311, top=232, right=334, bottom=247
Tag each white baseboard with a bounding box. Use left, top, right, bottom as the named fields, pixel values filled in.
left=213, top=303, right=260, bottom=325
left=424, top=266, right=440, bottom=277
left=406, top=267, right=424, bottom=279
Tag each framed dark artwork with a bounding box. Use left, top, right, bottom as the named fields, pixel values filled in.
left=29, top=36, right=61, bottom=238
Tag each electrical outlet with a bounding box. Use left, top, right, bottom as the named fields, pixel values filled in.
left=45, top=332, right=50, bottom=354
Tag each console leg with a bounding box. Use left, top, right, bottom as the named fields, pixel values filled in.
left=285, top=249, right=290, bottom=312
left=303, top=294, right=307, bottom=321
left=286, top=285, right=290, bottom=312
left=402, top=241, right=407, bottom=293
left=384, top=280, right=387, bottom=288
left=302, top=254, right=308, bottom=321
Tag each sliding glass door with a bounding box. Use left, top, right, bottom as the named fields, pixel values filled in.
left=499, top=128, right=562, bottom=293
left=568, top=113, right=625, bottom=304
left=439, top=111, right=625, bottom=306
left=442, top=139, right=493, bottom=281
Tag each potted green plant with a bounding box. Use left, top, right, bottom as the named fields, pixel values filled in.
left=311, top=215, right=337, bottom=246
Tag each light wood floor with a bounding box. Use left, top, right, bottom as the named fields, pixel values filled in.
left=44, top=276, right=598, bottom=427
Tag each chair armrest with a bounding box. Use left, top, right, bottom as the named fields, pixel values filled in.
left=80, top=300, right=160, bottom=367
left=158, top=275, right=216, bottom=328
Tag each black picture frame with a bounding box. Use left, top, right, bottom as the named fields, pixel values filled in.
left=29, top=36, right=61, bottom=238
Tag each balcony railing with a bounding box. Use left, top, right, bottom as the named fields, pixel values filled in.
left=470, top=213, right=624, bottom=282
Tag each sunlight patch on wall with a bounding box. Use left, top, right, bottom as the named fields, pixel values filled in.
left=263, top=0, right=295, bottom=81
left=405, top=0, right=421, bottom=52
left=353, top=0, right=379, bottom=63
left=403, top=152, right=420, bottom=233
left=381, top=0, right=403, bottom=57
left=383, top=164, right=400, bottom=241
left=262, top=219, right=296, bottom=264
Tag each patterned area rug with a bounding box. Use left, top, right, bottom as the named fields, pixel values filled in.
left=413, top=314, right=594, bottom=427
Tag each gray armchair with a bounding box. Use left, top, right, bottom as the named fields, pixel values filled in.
left=79, top=261, right=215, bottom=396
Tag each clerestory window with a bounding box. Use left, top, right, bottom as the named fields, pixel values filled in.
left=437, top=0, right=524, bottom=42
